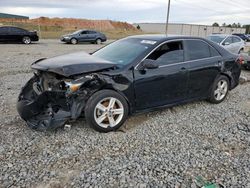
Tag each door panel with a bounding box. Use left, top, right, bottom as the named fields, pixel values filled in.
left=133, top=41, right=189, bottom=110
left=184, top=39, right=221, bottom=99
left=134, top=63, right=189, bottom=110
left=79, top=31, right=89, bottom=42
left=187, top=57, right=221, bottom=98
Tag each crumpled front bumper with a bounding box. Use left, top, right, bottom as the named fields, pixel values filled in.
left=17, top=76, right=86, bottom=131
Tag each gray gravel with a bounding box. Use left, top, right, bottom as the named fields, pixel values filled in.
left=0, top=40, right=250, bottom=188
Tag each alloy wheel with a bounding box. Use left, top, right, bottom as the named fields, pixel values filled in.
left=71, top=38, right=77, bottom=44
left=23, top=37, right=31, bottom=44
left=94, top=97, right=124, bottom=128
left=96, top=39, right=102, bottom=45
left=214, top=80, right=228, bottom=101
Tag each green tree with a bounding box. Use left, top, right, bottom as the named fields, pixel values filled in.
left=232, top=23, right=237, bottom=28
left=212, top=22, right=219, bottom=27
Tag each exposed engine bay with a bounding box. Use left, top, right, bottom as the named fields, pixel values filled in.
left=17, top=71, right=105, bottom=131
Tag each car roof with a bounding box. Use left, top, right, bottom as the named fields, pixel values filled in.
left=208, top=34, right=230, bottom=37
left=127, top=34, right=208, bottom=42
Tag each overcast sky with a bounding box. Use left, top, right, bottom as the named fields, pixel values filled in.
left=0, top=0, right=249, bottom=25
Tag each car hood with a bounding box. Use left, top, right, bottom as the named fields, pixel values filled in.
left=31, top=51, right=116, bottom=77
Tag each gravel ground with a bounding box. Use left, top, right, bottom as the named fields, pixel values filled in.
left=0, top=40, right=250, bottom=188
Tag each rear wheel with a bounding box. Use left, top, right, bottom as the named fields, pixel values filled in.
left=244, top=64, right=250, bottom=70
left=239, top=48, right=244, bottom=54
left=208, top=75, right=229, bottom=104
left=70, top=38, right=78, bottom=44
left=85, top=90, right=128, bottom=132
left=22, top=36, right=31, bottom=44
left=96, top=38, right=102, bottom=45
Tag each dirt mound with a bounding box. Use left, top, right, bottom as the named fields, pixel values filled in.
left=0, top=17, right=136, bottom=31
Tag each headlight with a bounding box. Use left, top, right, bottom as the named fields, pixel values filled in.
left=65, top=82, right=83, bottom=92
left=64, top=36, right=70, bottom=39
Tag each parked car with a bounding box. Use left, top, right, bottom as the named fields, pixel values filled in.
left=246, top=34, right=250, bottom=40
left=241, top=54, right=250, bottom=70
left=207, top=34, right=245, bottom=54
left=0, top=26, right=39, bottom=44
left=233, top=33, right=250, bottom=42
left=60, top=30, right=107, bottom=44
left=17, top=35, right=241, bottom=132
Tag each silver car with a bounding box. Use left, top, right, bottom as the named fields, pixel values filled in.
left=207, top=34, right=245, bottom=54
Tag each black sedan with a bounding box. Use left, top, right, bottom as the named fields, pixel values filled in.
left=0, top=26, right=39, bottom=44
left=60, top=30, right=107, bottom=44
left=17, top=35, right=241, bottom=132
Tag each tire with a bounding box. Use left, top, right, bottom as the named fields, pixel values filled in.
left=244, top=64, right=250, bottom=70
left=70, top=38, right=78, bottom=44
left=208, top=75, right=229, bottom=104
left=96, top=38, right=102, bottom=45
left=85, top=90, right=129, bottom=132
left=22, top=36, right=31, bottom=44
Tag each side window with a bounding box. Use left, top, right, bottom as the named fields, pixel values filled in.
left=81, top=31, right=87, bottom=35
left=88, top=31, right=96, bottom=34
left=185, top=40, right=210, bottom=61
left=223, top=37, right=233, bottom=45
left=209, top=46, right=220, bottom=57
left=232, top=37, right=241, bottom=43
left=147, top=41, right=184, bottom=66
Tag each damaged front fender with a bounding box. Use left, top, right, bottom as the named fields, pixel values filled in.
left=17, top=73, right=104, bottom=131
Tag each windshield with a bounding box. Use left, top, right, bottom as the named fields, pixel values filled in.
left=207, top=35, right=226, bottom=44
left=72, top=30, right=82, bottom=35
left=92, top=38, right=154, bottom=66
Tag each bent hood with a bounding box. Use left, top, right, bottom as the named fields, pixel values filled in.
left=31, top=51, right=116, bottom=77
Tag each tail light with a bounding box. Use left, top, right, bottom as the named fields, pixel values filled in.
left=237, top=55, right=245, bottom=65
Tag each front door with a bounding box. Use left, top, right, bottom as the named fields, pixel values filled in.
left=134, top=40, right=189, bottom=111
left=79, top=30, right=89, bottom=42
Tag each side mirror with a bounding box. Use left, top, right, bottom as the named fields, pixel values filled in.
left=223, top=42, right=230, bottom=46
left=138, top=59, right=158, bottom=70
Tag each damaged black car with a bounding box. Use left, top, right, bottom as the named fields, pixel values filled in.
left=17, top=35, right=241, bottom=132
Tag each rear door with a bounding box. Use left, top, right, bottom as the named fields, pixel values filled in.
left=9, top=27, right=26, bottom=42
left=134, top=40, right=189, bottom=110
left=87, top=30, right=98, bottom=41
left=184, top=39, right=222, bottom=99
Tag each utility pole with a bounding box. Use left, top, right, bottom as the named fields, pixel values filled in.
left=38, top=17, right=42, bottom=39
left=165, top=0, right=171, bottom=35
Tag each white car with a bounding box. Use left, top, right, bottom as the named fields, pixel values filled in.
left=207, top=34, right=245, bottom=54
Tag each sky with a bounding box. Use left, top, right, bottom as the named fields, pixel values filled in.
left=0, top=0, right=249, bottom=25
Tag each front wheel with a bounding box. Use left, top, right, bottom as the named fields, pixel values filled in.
left=208, top=75, right=229, bottom=104
left=85, top=90, right=129, bottom=132
left=70, top=38, right=78, bottom=44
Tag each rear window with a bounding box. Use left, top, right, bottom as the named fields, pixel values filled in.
left=185, top=40, right=211, bottom=61
left=9, top=27, right=26, bottom=33
left=207, top=35, right=225, bottom=44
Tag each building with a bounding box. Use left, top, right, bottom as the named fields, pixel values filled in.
left=0, top=13, right=29, bottom=20
left=135, top=23, right=246, bottom=37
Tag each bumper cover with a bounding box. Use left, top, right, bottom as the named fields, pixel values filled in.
left=17, top=76, right=86, bottom=131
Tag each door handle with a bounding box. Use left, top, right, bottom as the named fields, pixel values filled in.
left=180, top=67, right=187, bottom=71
